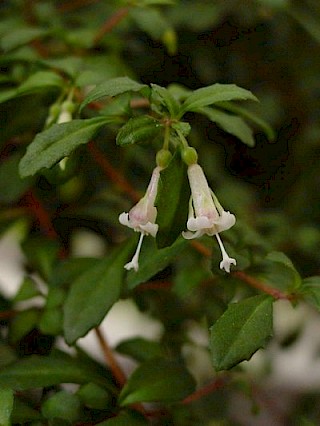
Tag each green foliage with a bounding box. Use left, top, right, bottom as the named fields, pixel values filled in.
left=1, top=0, right=319, bottom=423
left=210, top=295, right=273, bottom=371
left=118, top=358, right=196, bottom=405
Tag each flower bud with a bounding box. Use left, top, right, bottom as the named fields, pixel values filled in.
left=182, top=147, right=198, bottom=166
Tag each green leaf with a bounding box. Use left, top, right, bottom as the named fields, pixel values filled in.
left=156, top=151, right=190, bottom=247
left=126, top=236, right=187, bottom=290
left=116, top=337, right=164, bottom=362
left=216, top=101, right=275, bottom=141
left=210, top=295, right=273, bottom=371
left=0, top=388, right=14, bottom=426
left=22, top=237, right=60, bottom=281
left=0, top=27, right=48, bottom=51
left=97, top=410, right=148, bottom=426
left=80, top=77, right=148, bottom=112
left=198, top=107, right=255, bottom=147
left=301, top=276, right=320, bottom=310
left=19, top=117, right=111, bottom=177
left=252, top=251, right=301, bottom=293
left=41, top=391, right=81, bottom=422
left=0, top=153, right=34, bottom=203
left=9, top=309, right=40, bottom=344
left=63, top=241, right=134, bottom=345
left=116, top=115, right=163, bottom=146
left=118, top=358, right=195, bottom=405
left=180, top=83, right=258, bottom=115
left=16, top=71, right=64, bottom=95
left=11, top=398, right=42, bottom=424
left=0, top=353, right=111, bottom=391
left=151, top=83, right=181, bottom=117
left=77, top=383, right=112, bottom=410
left=129, top=7, right=172, bottom=41
left=13, top=276, right=40, bottom=302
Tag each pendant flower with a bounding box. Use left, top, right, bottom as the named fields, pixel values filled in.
left=119, top=166, right=162, bottom=271
left=182, top=163, right=236, bottom=273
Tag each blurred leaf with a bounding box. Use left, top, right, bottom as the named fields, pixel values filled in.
left=0, top=388, right=14, bottom=426
left=0, top=353, right=112, bottom=390
left=49, top=257, right=99, bottom=288
left=63, top=241, right=134, bottom=345
left=39, top=308, right=63, bottom=336
left=41, top=391, right=81, bottom=422
left=180, top=84, right=258, bottom=115
left=199, top=106, right=255, bottom=147
left=210, top=295, right=273, bottom=371
left=156, top=151, right=190, bottom=247
left=0, top=27, right=48, bottom=51
left=126, top=236, right=186, bottom=290
left=0, top=153, right=34, bottom=203
left=118, top=358, right=195, bottom=405
left=252, top=251, right=302, bottom=293
left=9, top=309, right=40, bottom=344
left=0, top=344, right=17, bottom=369
left=116, top=115, right=163, bottom=146
left=97, top=410, right=148, bottom=426
left=77, top=382, right=112, bottom=410
left=116, top=337, right=164, bottom=362
left=19, top=117, right=112, bottom=177
left=16, top=71, right=64, bottom=96
left=80, top=77, right=148, bottom=112
left=129, top=7, right=173, bottom=41
left=13, top=276, right=41, bottom=303
left=22, top=237, right=60, bottom=281
left=11, top=398, right=42, bottom=423
left=301, top=276, right=320, bottom=310
left=217, top=101, right=275, bottom=141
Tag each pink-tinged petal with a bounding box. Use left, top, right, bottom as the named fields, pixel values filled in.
left=215, top=211, right=236, bottom=233
left=182, top=229, right=205, bottom=239
left=187, top=216, right=212, bottom=232
left=119, top=212, right=130, bottom=227
left=139, top=222, right=158, bottom=237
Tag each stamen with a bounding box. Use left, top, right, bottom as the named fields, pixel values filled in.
left=215, top=233, right=236, bottom=273
left=124, top=233, right=145, bottom=272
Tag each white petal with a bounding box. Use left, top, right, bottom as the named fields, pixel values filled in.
left=182, top=229, right=204, bottom=240
left=215, top=211, right=236, bottom=233
left=187, top=216, right=212, bottom=232
left=139, top=222, right=158, bottom=237
left=119, top=212, right=130, bottom=227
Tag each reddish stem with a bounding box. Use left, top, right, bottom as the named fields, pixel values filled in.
left=22, top=190, right=58, bottom=240
left=93, top=7, right=129, bottom=44
left=94, top=327, right=126, bottom=388
left=232, top=270, right=294, bottom=301
left=182, top=376, right=228, bottom=405
left=88, top=142, right=140, bottom=202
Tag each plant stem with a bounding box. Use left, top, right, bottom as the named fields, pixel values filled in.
left=93, top=7, right=129, bottom=44
left=182, top=376, right=229, bottom=405
left=88, top=142, right=141, bottom=202
left=94, top=327, right=126, bottom=388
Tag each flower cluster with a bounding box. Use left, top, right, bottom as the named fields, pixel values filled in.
left=119, top=154, right=236, bottom=273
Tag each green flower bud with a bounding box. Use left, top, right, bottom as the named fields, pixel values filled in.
left=156, top=149, right=172, bottom=168
left=182, top=147, right=198, bottom=165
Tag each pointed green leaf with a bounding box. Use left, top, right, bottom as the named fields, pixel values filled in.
left=151, top=83, right=180, bottom=117
left=17, top=71, right=64, bottom=95
left=116, top=115, right=163, bottom=146
left=156, top=151, right=190, bottom=248
left=199, top=107, right=255, bottom=147
left=63, top=241, right=134, bottom=345
left=97, top=410, right=148, bottom=426
left=19, top=117, right=111, bottom=177
left=80, top=77, right=148, bottom=112
left=116, top=337, right=164, bottom=362
left=126, top=236, right=186, bottom=290
left=217, top=101, right=275, bottom=141
left=210, top=295, right=273, bottom=371
left=0, top=388, right=14, bottom=426
left=0, top=353, right=111, bottom=391
left=0, top=27, right=48, bottom=51
left=180, top=83, right=258, bottom=115
left=119, top=358, right=195, bottom=405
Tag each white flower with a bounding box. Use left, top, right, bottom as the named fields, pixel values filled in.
left=119, top=166, right=162, bottom=271
left=182, top=163, right=236, bottom=273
